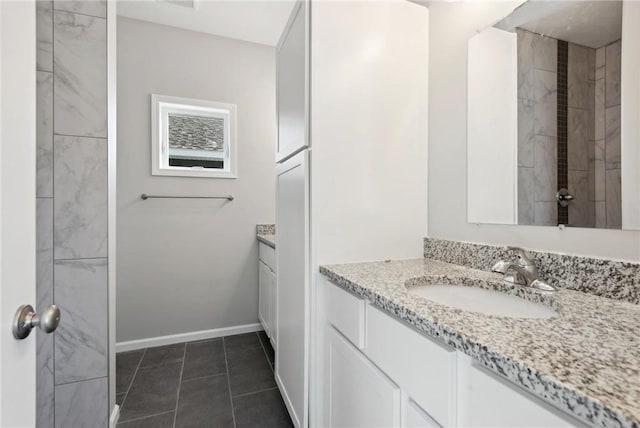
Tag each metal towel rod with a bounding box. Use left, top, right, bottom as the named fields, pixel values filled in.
left=140, top=194, right=234, bottom=201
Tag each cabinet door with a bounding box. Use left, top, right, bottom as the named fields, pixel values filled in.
left=268, top=268, right=276, bottom=346
left=276, top=151, right=308, bottom=427
left=258, top=261, right=270, bottom=336
left=276, top=0, right=308, bottom=162
left=327, top=327, right=400, bottom=428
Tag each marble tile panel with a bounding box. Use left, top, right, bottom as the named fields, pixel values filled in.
left=55, top=377, right=108, bottom=428
left=605, top=40, right=621, bottom=108
left=568, top=107, right=589, bottom=171
left=37, top=198, right=54, bottom=310
left=594, top=78, right=605, bottom=140
left=534, top=135, right=557, bottom=202
left=518, top=98, right=535, bottom=167
left=605, top=105, right=621, bottom=170
left=595, top=46, right=605, bottom=80
left=533, top=34, right=557, bottom=72
left=594, top=157, right=605, bottom=202
left=518, top=168, right=535, bottom=225
left=568, top=43, right=589, bottom=109
left=587, top=80, right=595, bottom=139
left=605, top=169, right=621, bottom=229
left=53, top=10, right=107, bottom=138
left=53, top=135, right=107, bottom=260
left=37, top=71, right=53, bottom=198
left=517, top=29, right=535, bottom=100
left=534, top=201, right=557, bottom=226
left=587, top=201, right=596, bottom=227
left=54, top=258, right=108, bottom=384
left=588, top=47, right=595, bottom=81
left=568, top=170, right=589, bottom=227
left=534, top=70, right=557, bottom=137
left=53, top=0, right=107, bottom=18
left=37, top=1, right=53, bottom=72
left=36, top=198, right=54, bottom=428
left=595, top=201, right=606, bottom=228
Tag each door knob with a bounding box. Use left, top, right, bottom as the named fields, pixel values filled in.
left=12, top=304, right=61, bottom=340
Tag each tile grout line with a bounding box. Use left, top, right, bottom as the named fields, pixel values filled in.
left=172, top=343, right=187, bottom=428
left=232, top=386, right=279, bottom=399
left=117, top=410, right=175, bottom=425
left=256, top=332, right=274, bottom=372
left=222, top=337, right=237, bottom=428
left=180, top=372, right=227, bottom=384
left=119, top=348, right=147, bottom=415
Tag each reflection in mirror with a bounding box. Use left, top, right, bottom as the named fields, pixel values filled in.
left=467, top=1, right=638, bottom=230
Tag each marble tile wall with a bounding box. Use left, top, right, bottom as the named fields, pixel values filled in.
left=517, top=29, right=558, bottom=226
left=590, top=40, right=621, bottom=228
left=36, top=1, right=109, bottom=427
left=567, top=42, right=593, bottom=227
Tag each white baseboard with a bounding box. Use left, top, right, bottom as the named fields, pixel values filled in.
left=116, top=323, right=263, bottom=352
left=109, top=404, right=120, bottom=428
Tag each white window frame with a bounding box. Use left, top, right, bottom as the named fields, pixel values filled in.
left=151, top=94, right=237, bottom=178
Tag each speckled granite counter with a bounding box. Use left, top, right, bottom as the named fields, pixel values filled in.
left=319, top=259, right=640, bottom=428
left=257, top=234, right=276, bottom=248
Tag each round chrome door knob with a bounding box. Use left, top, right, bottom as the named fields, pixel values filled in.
left=12, top=304, right=61, bottom=340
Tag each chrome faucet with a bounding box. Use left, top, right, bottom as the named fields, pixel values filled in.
left=492, top=247, right=556, bottom=291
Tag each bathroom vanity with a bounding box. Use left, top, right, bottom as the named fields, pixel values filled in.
left=257, top=227, right=277, bottom=348
left=318, top=255, right=640, bottom=428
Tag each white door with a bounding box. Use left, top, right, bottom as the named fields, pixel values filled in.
left=0, top=1, right=38, bottom=426
left=275, top=150, right=308, bottom=427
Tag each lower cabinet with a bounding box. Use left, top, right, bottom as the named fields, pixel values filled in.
left=258, top=260, right=272, bottom=336
left=327, top=327, right=401, bottom=427
left=323, top=281, right=588, bottom=428
left=258, top=243, right=276, bottom=344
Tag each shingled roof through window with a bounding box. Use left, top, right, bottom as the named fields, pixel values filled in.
left=168, top=113, right=225, bottom=152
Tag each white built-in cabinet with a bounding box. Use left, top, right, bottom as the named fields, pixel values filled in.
left=258, top=242, right=276, bottom=346
left=276, top=151, right=309, bottom=428
left=276, top=0, right=308, bottom=162
left=274, top=1, right=429, bottom=426
left=322, top=278, right=588, bottom=428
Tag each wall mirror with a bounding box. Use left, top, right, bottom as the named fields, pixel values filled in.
left=467, top=1, right=639, bottom=230
left=151, top=94, right=237, bottom=178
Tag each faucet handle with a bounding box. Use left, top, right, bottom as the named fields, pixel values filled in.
left=505, top=246, right=534, bottom=266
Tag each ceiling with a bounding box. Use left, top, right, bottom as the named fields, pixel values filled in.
left=495, top=1, right=622, bottom=49
left=117, top=0, right=297, bottom=47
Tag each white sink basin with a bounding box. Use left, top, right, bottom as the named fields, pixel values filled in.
left=408, top=285, right=558, bottom=319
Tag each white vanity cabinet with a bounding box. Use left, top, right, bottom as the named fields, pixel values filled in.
left=327, top=327, right=401, bottom=427
left=258, top=242, right=276, bottom=346
left=322, top=280, right=588, bottom=428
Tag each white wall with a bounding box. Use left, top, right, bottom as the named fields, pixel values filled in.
left=428, top=2, right=640, bottom=262
left=116, top=17, right=276, bottom=343
left=311, top=1, right=429, bottom=266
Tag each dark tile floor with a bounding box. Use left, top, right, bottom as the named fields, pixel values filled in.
left=116, top=331, right=291, bottom=428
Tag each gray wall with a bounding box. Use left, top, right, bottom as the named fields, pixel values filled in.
left=428, top=1, right=640, bottom=261
left=36, top=1, right=109, bottom=427
left=116, top=17, right=276, bottom=343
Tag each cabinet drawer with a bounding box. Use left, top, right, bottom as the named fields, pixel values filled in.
left=258, top=242, right=276, bottom=271
left=458, top=356, right=586, bottom=427
left=366, top=305, right=456, bottom=427
left=326, top=283, right=366, bottom=348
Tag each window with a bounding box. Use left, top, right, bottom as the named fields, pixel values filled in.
left=151, top=94, right=237, bottom=178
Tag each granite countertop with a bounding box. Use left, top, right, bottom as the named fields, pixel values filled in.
left=319, top=259, right=640, bottom=428
left=257, top=234, right=276, bottom=248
